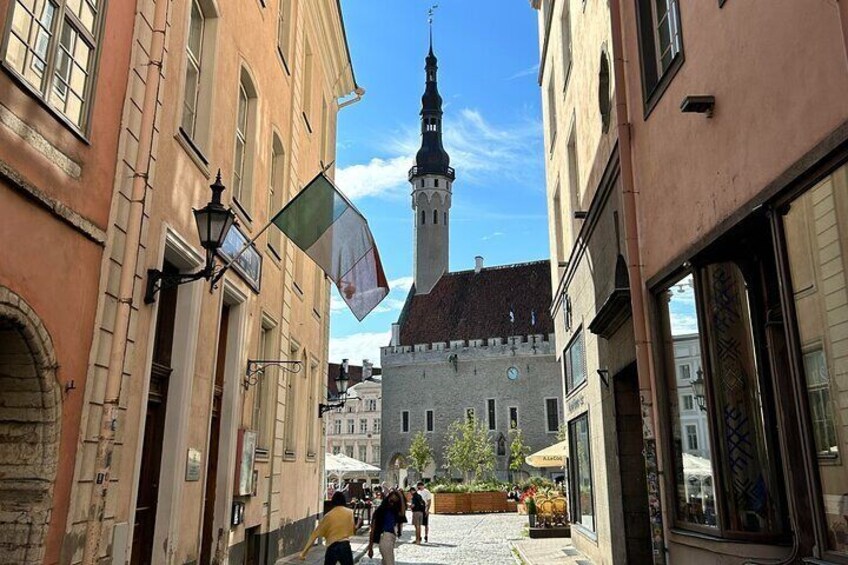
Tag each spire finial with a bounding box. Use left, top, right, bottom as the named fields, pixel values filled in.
left=428, top=4, right=438, bottom=53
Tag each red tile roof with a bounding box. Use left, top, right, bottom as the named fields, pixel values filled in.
left=326, top=363, right=382, bottom=398
left=398, top=260, right=553, bottom=346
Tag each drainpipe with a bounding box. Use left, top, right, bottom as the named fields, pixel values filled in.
left=608, top=0, right=668, bottom=562
left=82, top=0, right=171, bottom=562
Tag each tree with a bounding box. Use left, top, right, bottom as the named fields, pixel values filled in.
left=407, top=431, right=434, bottom=477
left=508, top=427, right=531, bottom=481
left=443, top=416, right=495, bottom=482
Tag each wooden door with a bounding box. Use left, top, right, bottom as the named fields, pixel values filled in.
left=200, top=305, right=229, bottom=565
left=131, top=265, right=179, bottom=565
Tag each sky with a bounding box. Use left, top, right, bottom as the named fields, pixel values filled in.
left=329, top=1, right=549, bottom=366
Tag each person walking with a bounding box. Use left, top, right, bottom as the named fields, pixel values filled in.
left=417, top=481, right=433, bottom=542
left=367, top=491, right=404, bottom=565
left=409, top=487, right=426, bottom=544
left=299, top=492, right=356, bottom=564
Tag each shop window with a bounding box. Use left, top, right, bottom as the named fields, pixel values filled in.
left=568, top=413, right=594, bottom=531
left=782, top=165, right=848, bottom=556
left=564, top=328, right=586, bottom=394
left=659, top=267, right=785, bottom=536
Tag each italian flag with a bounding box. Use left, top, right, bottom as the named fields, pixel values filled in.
left=271, top=172, right=389, bottom=321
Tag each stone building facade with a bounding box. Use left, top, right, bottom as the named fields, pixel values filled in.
left=325, top=362, right=383, bottom=467
left=532, top=0, right=651, bottom=563
left=0, top=0, right=137, bottom=562
left=57, top=0, right=359, bottom=563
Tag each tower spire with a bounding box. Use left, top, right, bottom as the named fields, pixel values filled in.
left=428, top=4, right=437, bottom=55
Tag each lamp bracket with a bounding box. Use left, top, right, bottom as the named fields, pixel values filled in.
left=144, top=267, right=211, bottom=305
left=319, top=399, right=347, bottom=418
left=245, top=359, right=303, bottom=389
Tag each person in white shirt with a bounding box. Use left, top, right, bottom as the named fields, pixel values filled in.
left=417, top=482, right=432, bottom=542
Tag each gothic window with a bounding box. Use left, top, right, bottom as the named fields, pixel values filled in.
left=433, top=210, right=438, bottom=224
left=421, top=210, right=426, bottom=225
left=444, top=211, right=447, bottom=224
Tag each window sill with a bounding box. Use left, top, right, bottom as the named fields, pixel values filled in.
left=2, top=62, right=91, bottom=144
left=572, top=523, right=598, bottom=544
left=548, top=131, right=557, bottom=158
left=303, top=112, right=312, bottom=134
left=312, top=308, right=322, bottom=320
left=232, top=198, right=254, bottom=228
left=642, top=53, right=685, bottom=120
left=668, top=527, right=792, bottom=551
left=283, top=451, right=297, bottom=462
left=278, top=48, right=291, bottom=76
left=267, top=243, right=282, bottom=263
left=565, top=379, right=589, bottom=400
left=176, top=128, right=211, bottom=177
left=255, top=447, right=270, bottom=462
left=293, top=281, right=304, bottom=298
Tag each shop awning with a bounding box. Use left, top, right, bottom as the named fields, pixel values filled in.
left=525, top=440, right=567, bottom=468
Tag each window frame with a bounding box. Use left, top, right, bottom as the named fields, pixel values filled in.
left=181, top=0, right=204, bottom=139
left=568, top=411, right=595, bottom=532
left=508, top=406, right=519, bottom=430
left=487, top=399, right=496, bottom=431
left=564, top=327, right=587, bottom=395
left=267, top=134, right=286, bottom=259
left=276, top=0, right=293, bottom=73
left=545, top=397, right=560, bottom=434
left=635, top=0, right=684, bottom=118
left=1, top=0, right=107, bottom=135
left=401, top=410, right=409, bottom=433
left=426, top=409, right=434, bottom=433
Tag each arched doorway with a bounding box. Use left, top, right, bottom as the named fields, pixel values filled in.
left=387, top=454, right=408, bottom=489
left=0, top=288, right=60, bottom=564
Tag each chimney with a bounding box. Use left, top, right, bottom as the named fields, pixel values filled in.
left=390, top=323, right=401, bottom=346
left=474, top=256, right=484, bottom=274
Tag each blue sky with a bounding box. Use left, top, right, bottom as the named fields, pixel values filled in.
left=329, top=1, right=548, bottom=366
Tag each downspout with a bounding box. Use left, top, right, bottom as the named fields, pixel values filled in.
left=608, top=0, right=668, bottom=563
left=82, top=0, right=171, bottom=562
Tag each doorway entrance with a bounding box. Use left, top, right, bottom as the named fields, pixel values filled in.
left=613, top=363, right=652, bottom=564
left=132, top=262, right=179, bottom=565
left=200, top=304, right=230, bottom=564
left=0, top=290, right=59, bottom=565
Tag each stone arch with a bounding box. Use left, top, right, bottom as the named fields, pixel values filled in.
left=0, top=287, right=60, bottom=565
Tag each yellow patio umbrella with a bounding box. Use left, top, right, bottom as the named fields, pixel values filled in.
left=525, top=440, right=567, bottom=468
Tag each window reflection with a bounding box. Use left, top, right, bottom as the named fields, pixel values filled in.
left=783, top=163, right=848, bottom=555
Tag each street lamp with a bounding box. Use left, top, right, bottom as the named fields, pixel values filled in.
left=319, top=359, right=350, bottom=417
left=690, top=368, right=707, bottom=412
left=144, top=171, right=236, bottom=304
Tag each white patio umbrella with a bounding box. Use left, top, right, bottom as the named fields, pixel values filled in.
left=325, top=452, right=381, bottom=483
left=525, top=440, right=567, bottom=468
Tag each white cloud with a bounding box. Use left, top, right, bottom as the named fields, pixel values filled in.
left=482, top=231, right=505, bottom=241
left=329, top=331, right=392, bottom=367
left=388, top=276, right=414, bottom=293
left=335, top=155, right=411, bottom=200
left=508, top=63, right=540, bottom=81
left=335, top=108, right=542, bottom=201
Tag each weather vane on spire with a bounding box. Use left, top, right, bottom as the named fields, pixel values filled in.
left=428, top=4, right=439, bottom=49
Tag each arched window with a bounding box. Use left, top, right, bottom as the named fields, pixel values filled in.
left=433, top=210, right=438, bottom=224
left=421, top=210, right=426, bottom=225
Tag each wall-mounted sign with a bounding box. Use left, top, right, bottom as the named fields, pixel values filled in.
left=186, top=448, right=201, bottom=482
left=234, top=429, right=257, bottom=496
left=218, top=223, right=262, bottom=292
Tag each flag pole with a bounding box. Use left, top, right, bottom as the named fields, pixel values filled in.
left=210, top=161, right=335, bottom=287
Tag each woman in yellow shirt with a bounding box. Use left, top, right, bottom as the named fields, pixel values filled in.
left=300, top=492, right=356, bottom=564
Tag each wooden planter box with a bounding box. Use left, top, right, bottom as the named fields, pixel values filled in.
left=529, top=525, right=571, bottom=539
left=432, top=492, right=509, bottom=514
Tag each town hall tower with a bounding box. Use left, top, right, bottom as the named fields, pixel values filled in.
left=410, top=38, right=454, bottom=295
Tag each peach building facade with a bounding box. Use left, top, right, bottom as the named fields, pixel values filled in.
left=56, top=0, right=357, bottom=563
left=0, top=0, right=137, bottom=563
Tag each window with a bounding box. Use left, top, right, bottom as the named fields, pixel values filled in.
left=306, top=360, right=317, bottom=457
left=332, top=445, right=340, bottom=455
left=373, top=418, right=381, bottom=433
left=233, top=72, right=258, bottom=214
left=546, top=73, right=557, bottom=151
left=636, top=0, right=682, bottom=103
left=284, top=342, right=300, bottom=456
left=359, top=418, right=367, bottom=434
left=277, top=0, right=292, bottom=65
left=434, top=179, right=439, bottom=187
left=659, top=269, right=784, bottom=535
left=3, top=0, right=103, bottom=129
left=783, top=167, right=848, bottom=556
left=568, top=413, right=594, bottom=531
left=545, top=398, right=559, bottom=433
left=366, top=399, right=377, bottom=412
left=465, top=407, right=475, bottom=422
left=254, top=319, right=277, bottom=448
left=333, top=419, right=341, bottom=435
left=345, top=445, right=353, bottom=458
left=678, top=364, right=691, bottom=381
left=268, top=136, right=286, bottom=256
left=421, top=210, right=426, bottom=225
left=181, top=0, right=204, bottom=138
left=425, top=410, right=434, bottom=432
left=401, top=411, right=409, bottom=433
left=552, top=185, right=565, bottom=263
left=566, top=122, right=580, bottom=223
left=509, top=407, right=519, bottom=430
left=487, top=399, right=496, bottom=431
left=802, top=349, right=838, bottom=457
left=347, top=419, right=355, bottom=434
left=433, top=210, right=438, bottom=224
left=313, top=267, right=324, bottom=315
left=560, top=0, right=572, bottom=88
left=685, top=425, right=699, bottom=451
left=444, top=211, right=447, bottom=224
left=683, top=395, right=694, bottom=411
left=301, top=39, right=313, bottom=125
left=359, top=445, right=367, bottom=462
left=373, top=445, right=381, bottom=464
left=564, top=329, right=586, bottom=393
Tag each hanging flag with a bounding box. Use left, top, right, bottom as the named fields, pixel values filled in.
left=271, top=172, right=389, bottom=321
left=531, top=309, right=536, bottom=327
